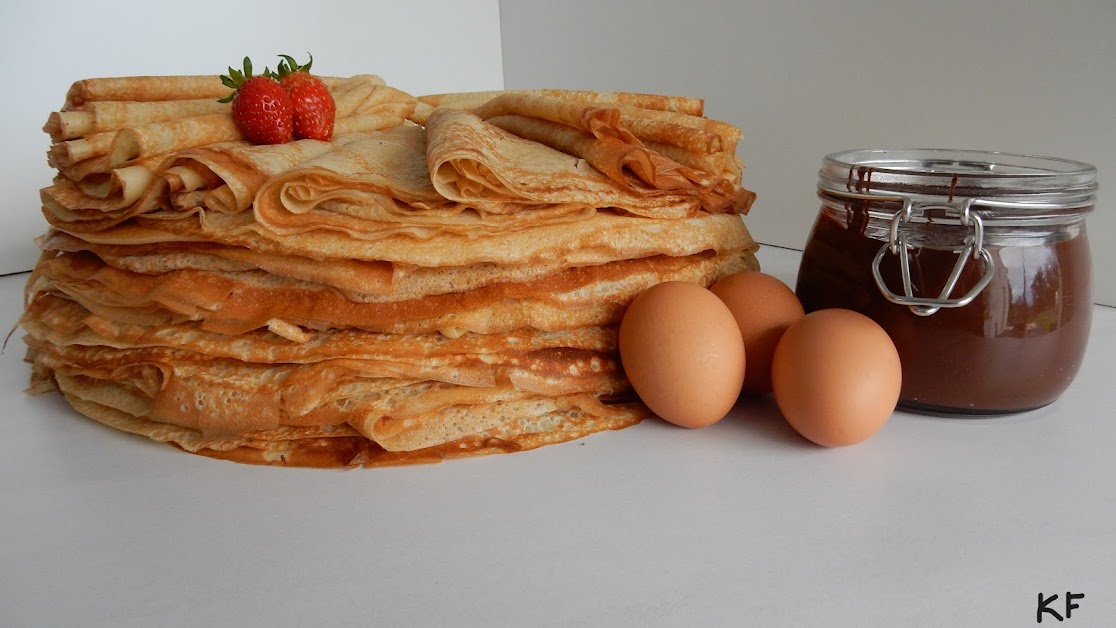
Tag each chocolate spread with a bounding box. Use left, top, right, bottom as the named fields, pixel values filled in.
left=795, top=202, right=1093, bottom=414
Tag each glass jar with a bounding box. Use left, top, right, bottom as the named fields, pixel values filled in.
left=796, top=149, right=1097, bottom=415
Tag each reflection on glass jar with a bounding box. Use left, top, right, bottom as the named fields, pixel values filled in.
left=796, top=149, right=1097, bottom=415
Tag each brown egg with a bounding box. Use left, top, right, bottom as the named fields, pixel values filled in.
left=619, top=281, right=745, bottom=428
left=771, top=308, right=901, bottom=447
left=710, top=270, right=805, bottom=394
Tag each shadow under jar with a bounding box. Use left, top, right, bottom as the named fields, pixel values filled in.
left=796, top=149, right=1097, bottom=415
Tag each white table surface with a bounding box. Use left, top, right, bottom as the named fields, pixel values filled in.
left=2, top=246, right=1114, bottom=628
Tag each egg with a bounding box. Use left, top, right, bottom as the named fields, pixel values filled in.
left=771, top=308, right=901, bottom=447
left=710, top=270, right=805, bottom=394
left=619, top=281, right=745, bottom=428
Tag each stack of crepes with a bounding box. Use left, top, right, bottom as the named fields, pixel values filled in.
left=22, top=74, right=759, bottom=467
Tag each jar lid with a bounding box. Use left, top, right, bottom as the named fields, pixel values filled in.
left=818, top=148, right=1097, bottom=218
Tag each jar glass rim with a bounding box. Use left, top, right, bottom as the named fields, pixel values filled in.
left=819, top=148, right=1097, bottom=203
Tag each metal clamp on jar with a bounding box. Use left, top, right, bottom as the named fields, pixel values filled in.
left=795, top=149, right=1098, bottom=415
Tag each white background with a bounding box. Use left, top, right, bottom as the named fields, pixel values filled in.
left=500, top=0, right=1116, bottom=306
left=0, top=0, right=505, bottom=275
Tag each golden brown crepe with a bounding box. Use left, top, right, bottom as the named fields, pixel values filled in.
left=27, top=337, right=627, bottom=432
left=425, top=108, right=750, bottom=217
left=63, top=76, right=231, bottom=110
left=35, top=230, right=748, bottom=306
left=24, top=294, right=621, bottom=367
left=30, top=247, right=755, bottom=335
left=62, top=207, right=755, bottom=268
left=48, top=76, right=409, bottom=194
left=46, top=383, right=647, bottom=468
left=416, top=89, right=704, bottom=119
left=485, top=114, right=754, bottom=213
left=60, top=74, right=377, bottom=109
left=487, top=115, right=689, bottom=190
left=44, top=99, right=230, bottom=142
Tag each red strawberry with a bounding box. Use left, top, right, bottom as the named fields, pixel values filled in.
left=274, top=54, right=336, bottom=141
left=219, top=57, right=293, bottom=145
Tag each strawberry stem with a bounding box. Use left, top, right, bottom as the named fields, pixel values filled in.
left=275, top=53, right=314, bottom=78
left=218, top=56, right=261, bottom=103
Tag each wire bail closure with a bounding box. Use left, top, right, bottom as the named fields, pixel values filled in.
left=871, top=197, right=996, bottom=317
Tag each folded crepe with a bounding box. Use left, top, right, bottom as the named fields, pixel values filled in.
left=31, top=247, right=755, bottom=336
left=28, top=338, right=648, bottom=465
left=35, top=227, right=758, bottom=305
left=67, top=206, right=756, bottom=268
left=468, top=94, right=717, bottom=195
left=424, top=91, right=736, bottom=156
left=48, top=76, right=413, bottom=207
left=42, top=138, right=342, bottom=233
left=40, top=376, right=647, bottom=467
left=43, top=126, right=417, bottom=236
left=60, top=74, right=379, bottom=110
left=48, top=131, right=118, bottom=169
left=485, top=114, right=753, bottom=212
left=45, top=99, right=229, bottom=144
left=164, top=138, right=339, bottom=214
left=106, top=114, right=242, bottom=168
left=425, top=108, right=749, bottom=218
left=417, top=90, right=745, bottom=184
left=468, top=93, right=744, bottom=191
left=252, top=124, right=605, bottom=241
left=486, top=115, right=690, bottom=190
left=415, top=88, right=705, bottom=120
left=25, top=293, right=620, bottom=368
left=37, top=230, right=610, bottom=300
left=63, top=76, right=231, bottom=110
left=472, top=93, right=639, bottom=142
left=26, top=337, right=627, bottom=433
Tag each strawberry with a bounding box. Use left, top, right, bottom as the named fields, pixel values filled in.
left=219, top=57, right=294, bottom=145
left=274, top=54, right=336, bottom=141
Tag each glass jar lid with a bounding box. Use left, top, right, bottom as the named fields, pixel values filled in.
left=818, top=148, right=1097, bottom=222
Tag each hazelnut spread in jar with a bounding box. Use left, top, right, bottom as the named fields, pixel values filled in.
left=796, top=149, right=1097, bottom=414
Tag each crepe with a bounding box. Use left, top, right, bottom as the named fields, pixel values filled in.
left=45, top=99, right=230, bottom=142
left=24, top=294, right=620, bottom=366
left=60, top=74, right=378, bottom=109
left=30, top=247, right=755, bottom=335
left=48, top=76, right=411, bottom=199
left=38, top=230, right=578, bottom=299
left=415, top=88, right=705, bottom=120
left=27, top=337, right=626, bottom=428
left=61, top=207, right=755, bottom=269
left=251, top=124, right=611, bottom=243
left=426, top=108, right=752, bottom=217
left=63, top=76, right=231, bottom=110
left=48, top=384, right=647, bottom=468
